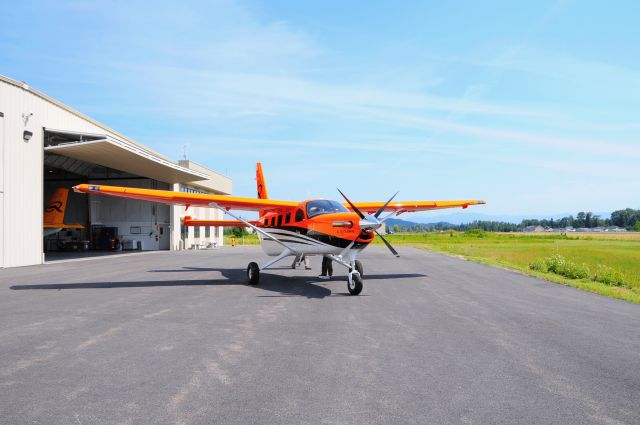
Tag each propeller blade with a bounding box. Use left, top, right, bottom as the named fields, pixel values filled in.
left=375, top=230, right=400, bottom=257
left=374, top=191, right=399, bottom=219
left=337, top=188, right=365, bottom=219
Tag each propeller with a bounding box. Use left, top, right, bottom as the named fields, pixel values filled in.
left=375, top=230, right=400, bottom=257
left=337, top=189, right=400, bottom=257
left=374, top=191, right=399, bottom=219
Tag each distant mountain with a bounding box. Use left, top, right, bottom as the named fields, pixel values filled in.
left=385, top=218, right=453, bottom=229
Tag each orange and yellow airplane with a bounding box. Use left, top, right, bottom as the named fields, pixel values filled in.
left=73, top=163, right=485, bottom=295
left=43, top=188, right=84, bottom=237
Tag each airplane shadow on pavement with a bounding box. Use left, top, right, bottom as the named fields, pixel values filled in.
left=9, top=266, right=425, bottom=299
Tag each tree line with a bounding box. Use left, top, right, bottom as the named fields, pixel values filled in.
left=388, top=208, right=640, bottom=233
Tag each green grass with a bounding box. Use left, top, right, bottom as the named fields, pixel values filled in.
left=374, top=232, right=640, bottom=304
left=224, top=234, right=260, bottom=246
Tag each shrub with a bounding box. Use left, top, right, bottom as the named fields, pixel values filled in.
left=560, top=261, right=591, bottom=279
left=592, top=265, right=627, bottom=287
left=544, top=254, right=566, bottom=274
left=529, top=258, right=548, bottom=272
left=464, top=229, right=487, bottom=238
left=536, top=254, right=590, bottom=279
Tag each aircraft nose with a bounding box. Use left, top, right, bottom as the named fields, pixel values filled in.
left=359, top=218, right=381, bottom=231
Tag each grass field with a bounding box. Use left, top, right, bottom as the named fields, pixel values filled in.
left=224, top=235, right=260, bottom=246
left=375, top=232, right=640, bottom=303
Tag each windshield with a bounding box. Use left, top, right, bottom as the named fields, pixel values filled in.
left=306, top=200, right=349, bottom=218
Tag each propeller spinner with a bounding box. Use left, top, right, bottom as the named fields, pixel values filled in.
left=337, top=189, right=400, bottom=257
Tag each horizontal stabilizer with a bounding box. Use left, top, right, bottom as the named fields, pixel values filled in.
left=182, top=216, right=257, bottom=227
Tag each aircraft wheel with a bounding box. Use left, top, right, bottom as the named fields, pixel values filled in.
left=247, top=262, right=260, bottom=285
left=347, top=273, right=363, bottom=295
left=354, top=260, right=364, bottom=277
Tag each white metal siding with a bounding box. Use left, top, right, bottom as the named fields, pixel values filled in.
left=0, top=114, right=4, bottom=267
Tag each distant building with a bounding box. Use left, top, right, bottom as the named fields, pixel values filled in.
left=606, top=226, right=627, bottom=232
left=523, top=225, right=545, bottom=233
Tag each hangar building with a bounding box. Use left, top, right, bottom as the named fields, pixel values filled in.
left=0, top=74, right=232, bottom=268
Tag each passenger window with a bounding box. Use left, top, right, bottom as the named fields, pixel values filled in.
left=295, top=209, right=305, bottom=222
left=277, top=215, right=283, bottom=227
left=270, top=217, right=276, bottom=227
left=285, top=213, right=291, bottom=224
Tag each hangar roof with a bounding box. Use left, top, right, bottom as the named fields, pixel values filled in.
left=45, top=137, right=210, bottom=184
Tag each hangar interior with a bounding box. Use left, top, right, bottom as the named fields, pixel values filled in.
left=43, top=130, right=173, bottom=259
left=41, top=129, right=224, bottom=261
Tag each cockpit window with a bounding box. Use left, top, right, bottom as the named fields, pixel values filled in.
left=306, top=200, right=349, bottom=218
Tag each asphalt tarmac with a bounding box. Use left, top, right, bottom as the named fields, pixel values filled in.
left=1, top=246, right=639, bottom=425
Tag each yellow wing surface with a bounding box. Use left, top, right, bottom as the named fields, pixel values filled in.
left=73, top=184, right=485, bottom=215
left=73, top=184, right=298, bottom=212
left=349, top=199, right=486, bottom=215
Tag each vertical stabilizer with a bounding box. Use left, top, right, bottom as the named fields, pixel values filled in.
left=256, top=163, right=268, bottom=218
left=44, top=188, right=68, bottom=226
left=256, top=162, right=269, bottom=199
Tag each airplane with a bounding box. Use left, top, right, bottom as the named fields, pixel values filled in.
left=43, top=188, right=84, bottom=237
left=73, top=163, right=485, bottom=295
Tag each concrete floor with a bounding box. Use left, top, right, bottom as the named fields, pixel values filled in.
left=1, top=246, right=639, bottom=425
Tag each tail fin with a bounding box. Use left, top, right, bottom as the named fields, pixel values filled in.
left=44, top=188, right=68, bottom=226
left=256, top=162, right=268, bottom=199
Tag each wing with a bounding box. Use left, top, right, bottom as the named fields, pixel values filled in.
left=72, top=184, right=298, bottom=212
left=347, top=199, right=486, bottom=215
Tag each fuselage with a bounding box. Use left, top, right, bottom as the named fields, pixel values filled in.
left=256, top=199, right=375, bottom=256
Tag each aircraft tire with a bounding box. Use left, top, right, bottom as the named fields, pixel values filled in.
left=247, top=262, right=260, bottom=285
left=347, top=273, right=363, bottom=295
left=354, top=260, right=364, bottom=277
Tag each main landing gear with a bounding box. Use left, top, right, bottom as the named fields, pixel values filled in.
left=246, top=254, right=366, bottom=296
left=354, top=260, right=363, bottom=277
left=247, top=262, right=260, bottom=285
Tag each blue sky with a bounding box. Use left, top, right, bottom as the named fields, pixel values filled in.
left=1, top=0, right=638, bottom=218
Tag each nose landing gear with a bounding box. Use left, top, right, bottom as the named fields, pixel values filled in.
left=347, top=270, right=363, bottom=295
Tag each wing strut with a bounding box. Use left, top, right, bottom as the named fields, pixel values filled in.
left=208, top=203, right=300, bottom=256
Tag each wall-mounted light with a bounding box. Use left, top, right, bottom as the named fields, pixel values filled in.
left=23, top=130, right=33, bottom=142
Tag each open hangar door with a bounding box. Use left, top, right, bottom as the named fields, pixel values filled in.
left=43, top=130, right=174, bottom=260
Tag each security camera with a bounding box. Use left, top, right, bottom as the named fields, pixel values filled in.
left=22, top=112, right=34, bottom=125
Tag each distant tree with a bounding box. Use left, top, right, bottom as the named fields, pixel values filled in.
left=585, top=212, right=592, bottom=227
left=575, top=212, right=586, bottom=228
left=611, top=208, right=640, bottom=229
left=230, top=227, right=247, bottom=238
left=635, top=221, right=640, bottom=232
